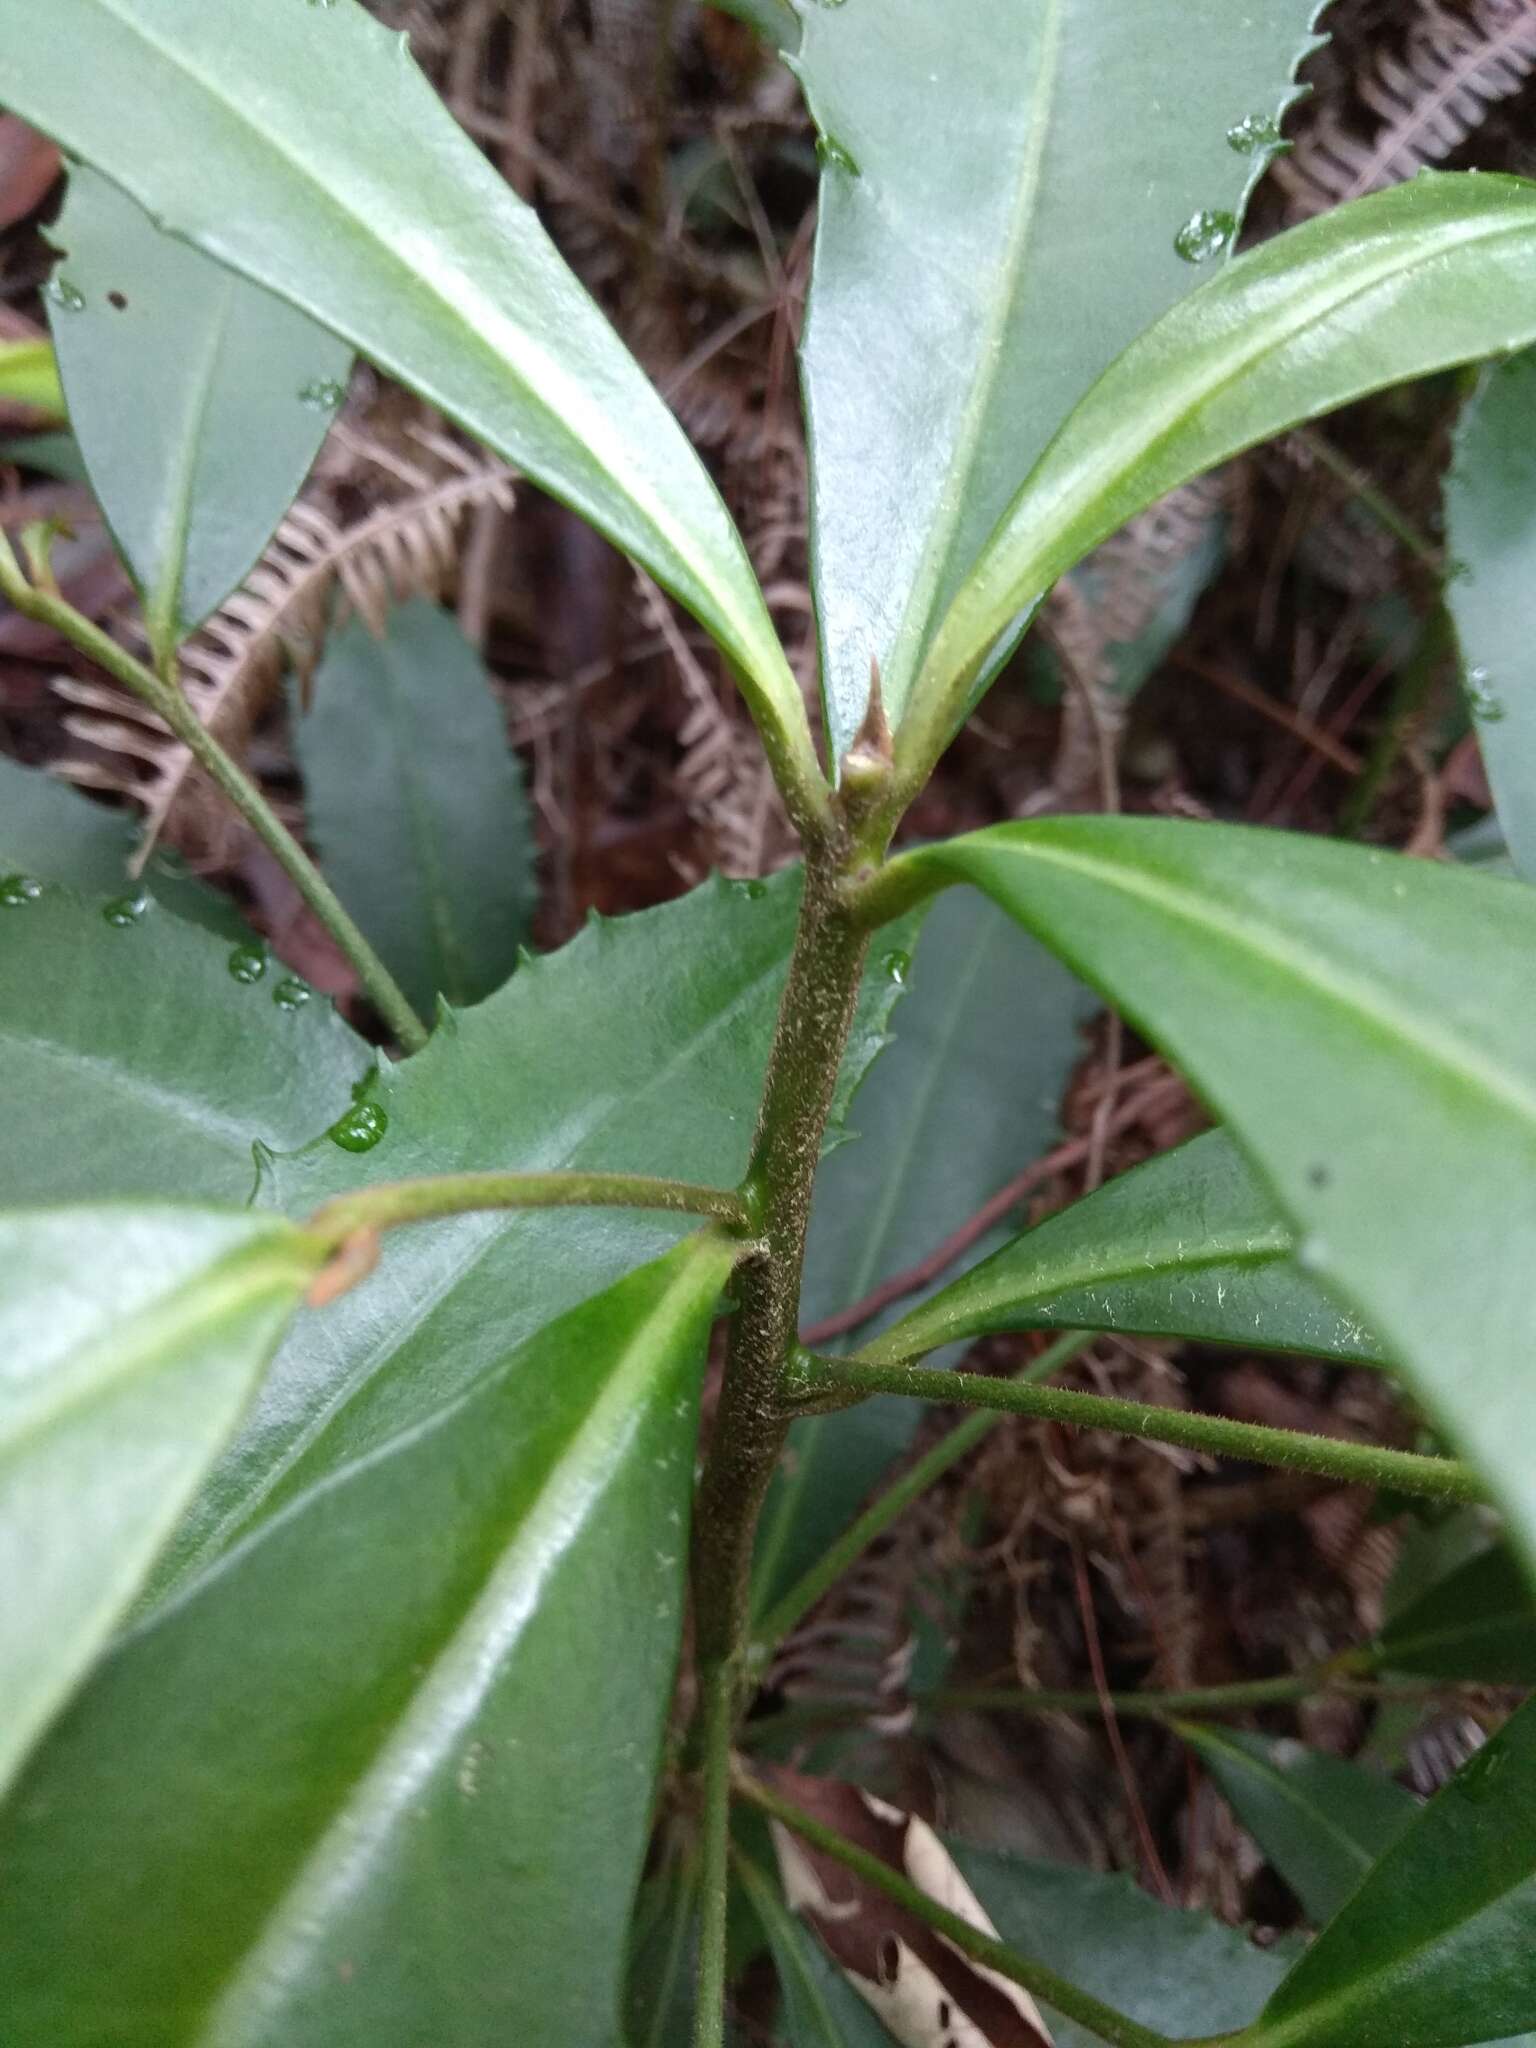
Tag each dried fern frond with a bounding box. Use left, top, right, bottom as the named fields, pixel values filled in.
left=1279, top=0, right=1536, bottom=218
left=128, top=452, right=514, bottom=866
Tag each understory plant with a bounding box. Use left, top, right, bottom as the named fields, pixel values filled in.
left=4, top=2, right=1536, bottom=2045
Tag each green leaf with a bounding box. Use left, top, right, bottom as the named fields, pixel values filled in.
left=752, top=888, right=1091, bottom=1616
left=0, top=335, right=64, bottom=414
left=891, top=819, right=1536, bottom=1573
left=791, top=0, right=1322, bottom=756
left=151, top=870, right=903, bottom=1591
left=1376, top=1544, right=1536, bottom=1686
left=0, top=1203, right=318, bottom=1798
left=0, top=1234, right=732, bottom=2048
left=1445, top=346, right=1536, bottom=883
left=0, top=751, right=246, bottom=934
left=295, top=599, right=535, bottom=1014
left=0, top=0, right=820, bottom=807
left=625, top=1858, right=701, bottom=2048
left=736, top=1855, right=895, bottom=2048
left=865, top=1128, right=1387, bottom=1370
left=1175, top=1724, right=1417, bottom=1927
left=47, top=166, right=350, bottom=666
left=907, top=174, right=1536, bottom=773
left=0, top=883, right=370, bottom=1208
left=1250, top=1695, right=1536, bottom=2048
left=948, top=1842, right=1297, bottom=2046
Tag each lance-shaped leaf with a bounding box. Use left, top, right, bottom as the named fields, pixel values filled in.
left=884, top=820, right=1536, bottom=1570
left=149, top=870, right=908, bottom=1593
left=864, top=1129, right=1387, bottom=1370
left=47, top=166, right=351, bottom=667
left=0, top=882, right=369, bottom=1208
left=753, top=889, right=1089, bottom=1616
left=0, top=0, right=821, bottom=808
left=1375, top=1544, right=1536, bottom=1686
left=0, top=1203, right=320, bottom=1798
left=1175, top=1725, right=1417, bottom=1927
left=790, top=0, right=1323, bottom=756
left=903, top=173, right=1536, bottom=777
left=1246, top=1695, right=1536, bottom=2048
left=1445, top=346, right=1536, bottom=883
left=295, top=600, right=535, bottom=1014
left=0, top=1235, right=732, bottom=2047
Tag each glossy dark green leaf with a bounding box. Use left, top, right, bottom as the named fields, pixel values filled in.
left=1249, top=1695, right=1536, bottom=2048
left=0, top=1234, right=732, bottom=2047
left=0, top=0, right=820, bottom=803
left=1376, top=1545, right=1536, bottom=1686
left=1176, top=1724, right=1416, bottom=1927
left=949, top=1842, right=1297, bottom=2047
left=865, top=1129, right=1387, bottom=1370
left=295, top=600, right=535, bottom=1014
left=791, top=0, right=1322, bottom=755
left=891, top=820, right=1536, bottom=1572
left=0, top=1203, right=318, bottom=1796
left=752, top=888, right=1090, bottom=1616
left=1445, top=347, right=1536, bottom=882
left=906, top=174, right=1536, bottom=773
left=0, top=884, right=369, bottom=1208
left=153, top=869, right=905, bottom=1592
left=47, top=166, right=350, bottom=665
left=0, top=751, right=245, bottom=933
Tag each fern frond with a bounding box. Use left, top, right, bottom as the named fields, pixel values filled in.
left=1280, top=0, right=1536, bottom=218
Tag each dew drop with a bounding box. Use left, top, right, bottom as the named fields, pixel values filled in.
left=1466, top=668, right=1507, bottom=723
left=1296, top=1233, right=1328, bottom=1274
left=227, top=942, right=268, bottom=984
left=45, top=276, right=86, bottom=313
left=882, top=948, right=911, bottom=986
left=329, top=1100, right=389, bottom=1153
left=742, top=878, right=768, bottom=900
left=1173, top=209, right=1236, bottom=263
left=1226, top=112, right=1281, bottom=155
left=807, top=0, right=849, bottom=9
left=815, top=134, right=860, bottom=175
left=1445, top=556, right=1473, bottom=584
left=298, top=377, right=346, bottom=412
left=102, top=894, right=147, bottom=928
left=0, top=873, right=42, bottom=907
left=273, top=975, right=312, bottom=1011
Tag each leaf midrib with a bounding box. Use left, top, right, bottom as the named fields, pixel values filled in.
left=146, top=263, right=238, bottom=657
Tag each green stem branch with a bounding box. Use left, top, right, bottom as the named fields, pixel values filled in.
left=0, top=533, right=429, bottom=1051
left=309, top=1171, right=752, bottom=1246
left=733, top=1768, right=1175, bottom=2048
left=692, top=1664, right=735, bottom=2048
left=796, top=1354, right=1485, bottom=1504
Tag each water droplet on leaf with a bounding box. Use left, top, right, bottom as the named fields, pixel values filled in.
left=882, top=949, right=911, bottom=986
left=1173, top=209, right=1236, bottom=262
left=1296, top=1233, right=1328, bottom=1274
left=102, top=895, right=147, bottom=928
left=815, top=134, right=859, bottom=175
left=46, top=276, right=86, bottom=313
left=1226, top=113, right=1281, bottom=154
left=329, top=1101, right=389, bottom=1153
left=273, top=975, right=312, bottom=1011
left=228, top=943, right=268, bottom=984
left=0, top=874, right=42, bottom=907
left=298, top=378, right=346, bottom=411
left=743, top=878, right=768, bottom=900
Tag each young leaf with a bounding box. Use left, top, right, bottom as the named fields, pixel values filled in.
left=1175, top=1725, right=1417, bottom=1927
left=864, top=1129, right=1387, bottom=1370
left=0, top=1203, right=319, bottom=1797
left=752, top=889, right=1091, bottom=1616
left=0, top=0, right=822, bottom=812
left=0, top=884, right=369, bottom=1208
left=0, top=1234, right=732, bottom=2048
left=149, top=871, right=903, bottom=1592
left=1444, top=346, right=1536, bottom=882
left=47, top=167, right=351, bottom=667
left=789, top=0, right=1322, bottom=755
left=1375, top=1544, right=1536, bottom=1685
left=295, top=599, right=535, bottom=1014
left=1248, top=1695, right=1536, bottom=2048
left=885, top=820, right=1536, bottom=1573
left=0, top=335, right=64, bottom=415
left=905, top=173, right=1536, bottom=775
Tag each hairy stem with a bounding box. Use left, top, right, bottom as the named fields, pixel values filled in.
left=0, top=534, right=429, bottom=1051
left=798, top=1354, right=1485, bottom=1504
left=309, top=1170, right=752, bottom=1245
left=734, top=1768, right=1175, bottom=2048
left=751, top=1331, right=1091, bottom=1664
